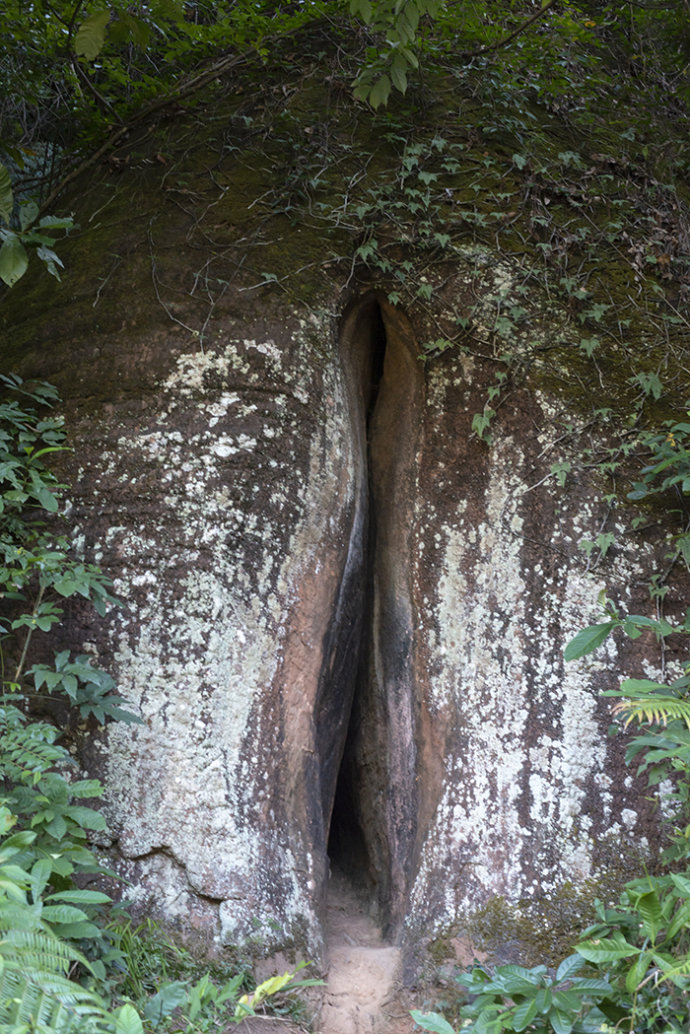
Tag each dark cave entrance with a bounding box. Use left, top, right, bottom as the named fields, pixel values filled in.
left=323, top=298, right=388, bottom=895
left=314, top=292, right=420, bottom=936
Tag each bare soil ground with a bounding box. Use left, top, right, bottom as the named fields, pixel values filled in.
left=315, top=871, right=416, bottom=1034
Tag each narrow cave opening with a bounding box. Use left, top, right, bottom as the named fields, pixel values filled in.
left=325, top=299, right=387, bottom=894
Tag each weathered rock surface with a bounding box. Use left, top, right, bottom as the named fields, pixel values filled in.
left=1, top=43, right=681, bottom=975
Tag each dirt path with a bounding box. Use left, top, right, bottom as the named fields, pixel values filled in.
left=316, top=871, right=416, bottom=1034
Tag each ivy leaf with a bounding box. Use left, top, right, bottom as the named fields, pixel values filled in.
left=0, top=234, right=29, bottom=287
left=564, top=621, right=616, bottom=661
left=74, top=10, right=111, bottom=61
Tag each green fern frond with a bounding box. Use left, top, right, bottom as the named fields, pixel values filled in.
left=613, top=696, right=690, bottom=729
left=0, top=957, right=113, bottom=1033
left=0, top=900, right=43, bottom=931
left=0, top=899, right=116, bottom=1033
left=0, top=704, right=66, bottom=784
left=1, top=925, right=90, bottom=974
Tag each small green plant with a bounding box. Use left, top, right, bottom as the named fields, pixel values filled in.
left=0, top=163, right=74, bottom=286
left=412, top=953, right=614, bottom=1034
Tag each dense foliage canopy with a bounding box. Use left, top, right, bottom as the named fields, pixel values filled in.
left=3, top=1, right=690, bottom=204
left=1, top=1, right=689, bottom=290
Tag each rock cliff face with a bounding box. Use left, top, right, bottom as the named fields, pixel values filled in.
left=1, top=54, right=679, bottom=971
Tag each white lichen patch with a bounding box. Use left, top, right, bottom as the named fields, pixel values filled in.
left=90, top=321, right=344, bottom=953
left=409, top=404, right=654, bottom=928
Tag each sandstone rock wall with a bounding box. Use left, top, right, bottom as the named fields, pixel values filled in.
left=0, top=71, right=677, bottom=973
left=46, top=278, right=662, bottom=965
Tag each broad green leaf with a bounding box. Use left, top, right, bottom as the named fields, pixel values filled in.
left=400, top=45, right=419, bottom=68
left=144, top=981, right=188, bottom=1023
left=36, top=245, right=64, bottom=280
left=553, top=990, right=581, bottom=1011
left=576, top=932, right=639, bottom=962
left=45, top=814, right=67, bottom=840
left=555, top=954, right=584, bottom=981
left=635, top=890, right=663, bottom=938
left=63, top=805, right=107, bottom=829
left=116, top=1003, right=144, bottom=1034
left=61, top=673, right=79, bottom=698
left=154, top=0, right=185, bottom=18
left=390, top=58, right=408, bottom=93
left=41, top=903, right=89, bottom=923
left=493, top=964, right=544, bottom=994
left=0, top=163, right=12, bottom=222
left=53, top=919, right=102, bottom=939
left=29, top=469, right=58, bottom=511
left=409, top=1011, right=456, bottom=1034
left=569, top=978, right=613, bottom=994
left=38, top=215, right=74, bottom=230
left=669, top=872, right=690, bottom=897
left=19, top=201, right=38, bottom=230
left=30, top=857, right=52, bottom=901
left=666, top=898, right=690, bottom=939
left=626, top=950, right=652, bottom=993
left=74, top=10, right=111, bottom=61
left=369, top=74, right=391, bottom=109
left=620, top=678, right=670, bottom=692
left=118, top=12, right=151, bottom=49
left=512, top=996, right=538, bottom=1031
left=68, top=778, right=104, bottom=798
left=534, top=986, right=552, bottom=1013
left=46, top=888, right=111, bottom=905
left=564, top=622, right=616, bottom=661
left=3, top=830, right=37, bottom=851
left=350, top=0, right=373, bottom=23
left=579, top=1005, right=613, bottom=1033
left=0, top=234, right=28, bottom=287
left=550, top=1006, right=574, bottom=1034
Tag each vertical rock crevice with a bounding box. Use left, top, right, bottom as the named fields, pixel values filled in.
left=316, top=294, right=422, bottom=939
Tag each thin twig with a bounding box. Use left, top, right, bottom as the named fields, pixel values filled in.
left=457, top=0, right=558, bottom=60
left=13, top=584, right=45, bottom=683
